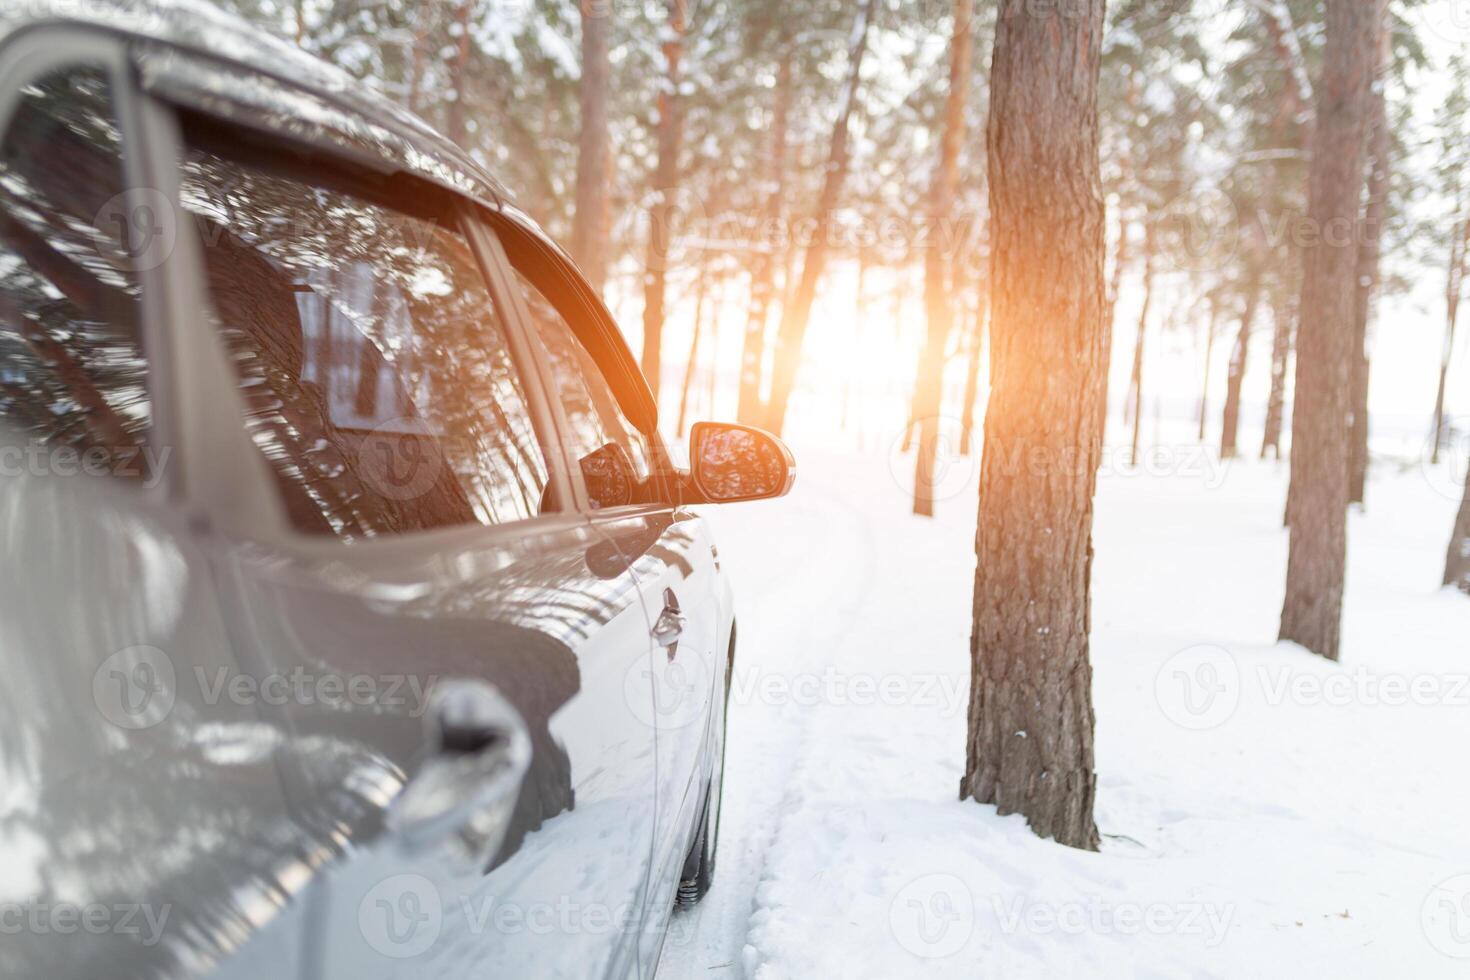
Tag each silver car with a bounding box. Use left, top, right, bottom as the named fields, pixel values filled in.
left=0, top=2, right=794, bottom=978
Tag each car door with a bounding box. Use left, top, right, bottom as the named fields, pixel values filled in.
left=155, top=91, right=662, bottom=980
left=0, top=39, right=314, bottom=980
left=491, top=216, right=730, bottom=965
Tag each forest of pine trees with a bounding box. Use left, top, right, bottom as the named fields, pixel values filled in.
left=227, top=0, right=1470, bottom=847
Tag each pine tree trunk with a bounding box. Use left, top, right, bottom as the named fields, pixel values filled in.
left=1279, top=0, right=1383, bottom=662
left=640, top=0, right=687, bottom=404
left=960, top=0, right=1106, bottom=852
left=843, top=252, right=870, bottom=436
left=571, top=2, right=612, bottom=294
left=1255, top=0, right=1308, bottom=472
left=1099, top=213, right=1127, bottom=449
left=1126, top=232, right=1153, bottom=467
left=676, top=261, right=710, bottom=437
left=762, top=0, right=878, bottom=437
left=446, top=0, right=473, bottom=147
left=1348, top=18, right=1391, bottom=505
left=1262, top=289, right=1293, bottom=459
left=913, top=0, right=974, bottom=517
left=738, top=43, right=792, bottom=427
left=1432, top=365, right=1454, bottom=462
left=1432, top=215, right=1467, bottom=464
left=405, top=5, right=431, bottom=115
left=1446, top=465, right=1470, bottom=593
left=704, top=272, right=723, bottom=419
left=1348, top=354, right=1371, bottom=494
left=1105, top=214, right=1128, bottom=343
left=1198, top=301, right=1218, bottom=442
left=959, top=284, right=988, bottom=457
left=1220, top=284, right=1261, bottom=459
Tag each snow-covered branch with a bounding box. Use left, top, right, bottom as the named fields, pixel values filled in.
left=1245, top=0, right=1314, bottom=114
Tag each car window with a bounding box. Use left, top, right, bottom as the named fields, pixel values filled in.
left=510, top=268, right=654, bottom=510
left=179, top=140, right=550, bottom=539
left=0, top=67, right=154, bottom=482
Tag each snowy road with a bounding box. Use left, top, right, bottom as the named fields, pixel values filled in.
left=655, top=447, right=1470, bottom=979
left=655, top=450, right=893, bottom=978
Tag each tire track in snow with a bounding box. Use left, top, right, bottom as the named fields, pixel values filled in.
left=657, top=459, right=878, bottom=979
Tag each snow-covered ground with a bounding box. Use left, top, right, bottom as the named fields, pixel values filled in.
left=655, top=444, right=1470, bottom=979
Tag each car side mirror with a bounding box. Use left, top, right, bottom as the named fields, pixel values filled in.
left=687, top=422, right=795, bottom=504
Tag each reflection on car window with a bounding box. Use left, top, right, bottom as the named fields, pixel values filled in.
left=180, top=144, right=549, bottom=538
left=511, top=269, right=652, bottom=509
left=0, top=68, right=153, bottom=480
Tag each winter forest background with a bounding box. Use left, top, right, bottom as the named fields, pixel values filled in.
left=217, top=0, right=1468, bottom=482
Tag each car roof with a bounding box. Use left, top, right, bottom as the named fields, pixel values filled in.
left=0, top=0, right=513, bottom=210
left=0, top=0, right=660, bottom=430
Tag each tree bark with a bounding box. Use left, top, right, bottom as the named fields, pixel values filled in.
left=571, top=1, right=612, bottom=294
left=1105, top=214, right=1129, bottom=342
left=737, top=41, right=793, bottom=427
left=762, top=0, right=878, bottom=436
left=1126, top=229, right=1153, bottom=467
left=1252, top=0, right=1313, bottom=127
left=446, top=0, right=473, bottom=147
left=842, top=252, right=870, bottom=436
left=1101, top=212, right=1128, bottom=449
left=1446, top=465, right=1470, bottom=593
left=1279, top=0, right=1383, bottom=662
left=1220, top=283, right=1261, bottom=459
left=704, top=272, right=724, bottom=419
left=1261, top=288, right=1293, bottom=459
left=960, top=0, right=1106, bottom=852
left=1348, top=17, right=1391, bottom=504
left=913, top=0, right=974, bottom=517
left=676, top=260, right=710, bottom=437
left=1432, top=212, right=1468, bottom=464
left=639, top=0, right=688, bottom=404
left=959, top=278, right=989, bottom=457
left=1198, top=300, right=1219, bottom=442
left=405, top=4, right=432, bottom=116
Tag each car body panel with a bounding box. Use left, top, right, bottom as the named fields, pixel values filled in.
left=0, top=459, right=313, bottom=980
left=0, top=5, right=740, bottom=980
left=590, top=507, right=730, bottom=967
left=205, top=514, right=662, bottom=980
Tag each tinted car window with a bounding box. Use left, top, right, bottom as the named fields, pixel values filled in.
left=511, top=268, right=653, bottom=510
left=179, top=142, right=550, bottom=538
left=0, top=67, right=153, bottom=481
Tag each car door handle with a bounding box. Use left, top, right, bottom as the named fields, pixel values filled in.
left=652, top=588, right=684, bottom=649
left=389, top=679, right=530, bottom=859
